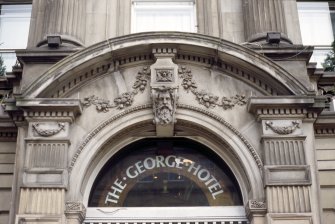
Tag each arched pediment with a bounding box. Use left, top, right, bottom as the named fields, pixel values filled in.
left=22, top=32, right=313, bottom=98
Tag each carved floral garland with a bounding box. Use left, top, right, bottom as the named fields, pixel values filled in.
left=265, top=120, right=300, bottom=135
left=82, top=67, right=150, bottom=112
left=32, top=122, right=65, bottom=137
left=82, top=66, right=247, bottom=112
left=178, top=66, right=247, bottom=109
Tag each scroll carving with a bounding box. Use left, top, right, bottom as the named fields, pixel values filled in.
left=32, top=122, right=65, bottom=137
left=265, top=120, right=300, bottom=135
left=178, top=66, right=247, bottom=109
left=82, top=67, right=150, bottom=112
left=152, top=86, right=178, bottom=125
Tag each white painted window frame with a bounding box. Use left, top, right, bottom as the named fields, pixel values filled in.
left=84, top=206, right=248, bottom=223
left=131, top=0, right=197, bottom=33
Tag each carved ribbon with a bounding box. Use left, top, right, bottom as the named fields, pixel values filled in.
left=265, top=120, right=300, bottom=135
left=32, top=122, right=65, bottom=137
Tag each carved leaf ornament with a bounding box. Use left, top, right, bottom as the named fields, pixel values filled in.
left=82, top=66, right=247, bottom=112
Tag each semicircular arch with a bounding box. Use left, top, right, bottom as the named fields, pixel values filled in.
left=68, top=106, right=264, bottom=207
left=22, top=32, right=313, bottom=99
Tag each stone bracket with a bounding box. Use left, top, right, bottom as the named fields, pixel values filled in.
left=264, top=165, right=311, bottom=186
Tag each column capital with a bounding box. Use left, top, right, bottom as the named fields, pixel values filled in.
left=65, top=201, right=86, bottom=224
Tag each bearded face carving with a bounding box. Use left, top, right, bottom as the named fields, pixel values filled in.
left=152, top=87, right=177, bottom=125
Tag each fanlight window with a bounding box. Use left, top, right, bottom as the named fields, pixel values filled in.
left=89, top=138, right=242, bottom=207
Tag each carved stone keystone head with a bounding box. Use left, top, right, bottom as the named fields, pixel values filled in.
left=150, top=47, right=179, bottom=137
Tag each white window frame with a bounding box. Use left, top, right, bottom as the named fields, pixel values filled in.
left=131, top=0, right=197, bottom=33
left=84, top=206, right=248, bottom=223
left=297, top=1, right=335, bottom=67
left=0, top=3, right=32, bottom=70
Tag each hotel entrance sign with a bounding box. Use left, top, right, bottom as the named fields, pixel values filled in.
left=104, top=155, right=224, bottom=205
left=89, top=139, right=242, bottom=207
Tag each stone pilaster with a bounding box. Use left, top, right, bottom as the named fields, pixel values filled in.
left=14, top=99, right=82, bottom=224
left=248, top=96, right=324, bottom=224
left=242, top=0, right=292, bottom=43
left=28, top=0, right=85, bottom=47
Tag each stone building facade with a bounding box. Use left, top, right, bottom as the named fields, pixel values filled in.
left=0, top=1, right=334, bottom=224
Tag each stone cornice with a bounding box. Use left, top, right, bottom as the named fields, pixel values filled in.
left=247, top=96, right=326, bottom=119
left=247, top=44, right=313, bottom=63
left=16, top=48, right=80, bottom=64
left=15, top=98, right=82, bottom=122
left=315, top=111, right=335, bottom=136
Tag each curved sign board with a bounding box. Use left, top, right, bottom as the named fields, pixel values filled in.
left=89, top=138, right=242, bottom=207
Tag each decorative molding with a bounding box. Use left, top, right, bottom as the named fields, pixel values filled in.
left=267, top=186, right=311, bottom=213
left=65, top=201, right=86, bottom=222
left=19, top=188, right=65, bottom=214
left=177, top=104, right=263, bottom=170
left=32, top=122, right=65, bottom=137
left=263, top=138, right=306, bottom=165
left=69, top=103, right=263, bottom=172
left=152, top=86, right=178, bottom=125
left=65, top=201, right=86, bottom=214
left=25, top=142, right=67, bottom=169
left=82, top=67, right=150, bottom=112
left=69, top=104, right=152, bottom=172
left=150, top=48, right=179, bottom=136
left=245, top=200, right=267, bottom=219
left=315, top=127, right=335, bottom=136
left=265, top=120, right=300, bottom=135
left=250, top=200, right=266, bottom=209
left=156, top=69, right=174, bottom=82
left=0, top=130, right=17, bottom=142
left=178, top=66, right=247, bottom=109
left=43, top=54, right=153, bottom=98
left=264, top=165, right=311, bottom=186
